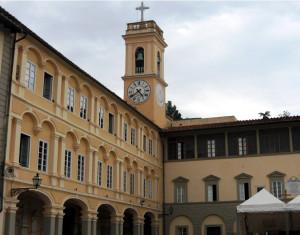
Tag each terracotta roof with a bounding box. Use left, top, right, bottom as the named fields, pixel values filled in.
left=0, top=6, right=160, bottom=130
left=163, top=116, right=300, bottom=133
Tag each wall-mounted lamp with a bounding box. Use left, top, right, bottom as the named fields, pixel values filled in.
left=11, top=173, right=42, bottom=197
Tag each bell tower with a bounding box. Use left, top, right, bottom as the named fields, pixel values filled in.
left=122, top=3, right=168, bottom=128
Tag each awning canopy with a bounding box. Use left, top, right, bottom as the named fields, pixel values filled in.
left=287, top=195, right=300, bottom=211
left=237, top=188, right=286, bottom=213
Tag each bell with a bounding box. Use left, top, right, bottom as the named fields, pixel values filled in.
left=136, top=52, right=144, bottom=61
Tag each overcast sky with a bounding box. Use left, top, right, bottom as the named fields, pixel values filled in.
left=3, top=1, right=300, bottom=119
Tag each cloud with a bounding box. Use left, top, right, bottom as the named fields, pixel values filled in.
left=2, top=1, right=300, bottom=120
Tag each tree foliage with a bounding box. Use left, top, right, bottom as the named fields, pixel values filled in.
left=258, top=111, right=271, bottom=119
left=166, top=101, right=182, bottom=120
left=278, top=110, right=291, bottom=118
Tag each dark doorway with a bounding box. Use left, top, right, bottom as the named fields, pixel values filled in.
left=123, top=209, right=136, bottom=235
left=144, top=212, right=153, bottom=235
left=206, top=226, right=221, bottom=235
left=97, top=204, right=115, bottom=235
left=16, top=191, right=49, bottom=235
left=63, top=200, right=82, bottom=235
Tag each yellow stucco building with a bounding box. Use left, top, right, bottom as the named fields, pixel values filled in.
left=1, top=4, right=300, bottom=235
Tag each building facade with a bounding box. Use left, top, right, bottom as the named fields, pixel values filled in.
left=1, top=5, right=300, bottom=235
left=163, top=117, right=300, bottom=235
left=1, top=7, right=166, bottom=235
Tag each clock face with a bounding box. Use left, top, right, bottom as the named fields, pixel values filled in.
left=127, top=80, right=151, bottom=104
left=155, top=83, right=164, bottom=107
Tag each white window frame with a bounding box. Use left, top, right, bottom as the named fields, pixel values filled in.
left=123, top=171, right=127, bottom=192
left=77, top=155, right=85, bottom=182
left=124, top=122, right=128, bottom=142
left=131, top=128, right=136, bottom=145
left=108, top=113, right=115, bottom=134
left=99, top=107, right=104, bottom=128
left=149, top=139, right=153, bottom=155
left=25, top=60, right=36, bottom=91
left=97, top=160, right=102, bottom=186
left=38, top=140, right=48, bottom=172
left=272, top=180, right=283, bottom=198
left=176, top=185, right=184, bottom=203
left=207, top=139, right=216, bottom=157
left=67, top=87, right=75, bottom=112
left=64, top=149, right=72, bottom=178
left=130, top=173, right=135, bottom=195
left=238, top=137, right=247, bottom=156
left=80, top=95, right=88, bottom=119
left=107, top=165, right=113, bottom=189
left=19, top=133, right=31, bottom=168
left=42, top=71, right=53, bottom=100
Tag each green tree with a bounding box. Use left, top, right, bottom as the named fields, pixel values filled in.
left=278, top=110, right=291, bottom=118
left=166, top=101, right=182, bottom=120
left=258, top=111, right=271, bottom=119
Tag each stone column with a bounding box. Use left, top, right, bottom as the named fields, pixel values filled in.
left=134, top=217, right=144, bottom=235
left=55, top=210, right=64, bottom=235
left=151, top=221, right=160, bottom=235
left=92, top=151, right=98, bottom=186
left=13, top=118, right=22, bottom=165
left=82, top=212, right=97, bottom=235
left=19, top=48, right=28, bottom=87
left=111, top=215, right=123, bottom=235
left=51, top=134, right=61, bottom=186
left=114, top=159, right=122, bottom=193
left=59, top=138, right=66, bottom=187
left=43, top=208, right=56, bottom=235
left=91, top=215, right=97, bottom=235
left=4, top=206, right=18, bottom=235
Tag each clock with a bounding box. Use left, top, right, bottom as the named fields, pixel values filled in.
left=155, top=83, right=164, bottom=107
left=127, top=80, right=151, bottom=104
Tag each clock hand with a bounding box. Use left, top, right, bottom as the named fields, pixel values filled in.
left=137, top=90, right=144, bottom=98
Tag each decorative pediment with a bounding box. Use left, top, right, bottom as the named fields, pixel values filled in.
left=267, top=171, right=286, bottom=178
left=203, top=175, right=220, bottom=182
left=172, top=176, right=189, bottom=183
left=235, top=173, right=253, bottom=180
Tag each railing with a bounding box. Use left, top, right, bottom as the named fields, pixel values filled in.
left=127, top=21, right=164, bottom=38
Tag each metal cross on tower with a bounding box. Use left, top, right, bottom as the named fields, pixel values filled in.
left=136, top=2, right=149, bottom=22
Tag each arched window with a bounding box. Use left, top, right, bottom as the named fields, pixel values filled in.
left=157, top=52, right=161, bottom=77
left=135, top=47, right=144, bottom=74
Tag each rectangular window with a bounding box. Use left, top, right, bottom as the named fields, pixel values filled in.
left=207, top=184, right=217, bottom=202
left=177, top=142, right=183, bottom=160
left=123, top=171, right=127, bottom=192
left=207, top=140, right=216, bottom=157
left=97, top=161, right=102, bottom=186
left=108, top=113, right=114, bottom=134
left=77, top=155, right=85, bottom=182
left=130, top=173, right=135, bottom=195
left=43, top=72, right=53, bottom=100
left=80, top=96, right=88, bottom=119
left=149, top=139, right=153, bottom=155
left=176, top=185, right=185, bottom=203
left=67, top=87, right=75, bottom=112
left=25, top=61, right=36, bottom=91
left=124, top=123, right=128, bottom=141
left=107, top=165, right=113, bottom=189
left=239, top=182, right=250, bottom=200
left=272, top=180, right=283, bottom=198
left=131, top=128, right=136, bottom=145
left=143, top=178, right=146, bottom=198
left=143, top=135, right=147, bottom=152
left=176, top=226, right=188, bottom=235
left=38, top=140, right=48, bottom=172
left=64, top=150, right=72, bottom=178
left=260, top=128, right=290, bottom=153
left=19, top=133, right=30, bottom=167
left=238, top=137, right=247, bottom=156
left=98, top=107, right=104, bottom=128
left=148, top=179, right=153, bottom=199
